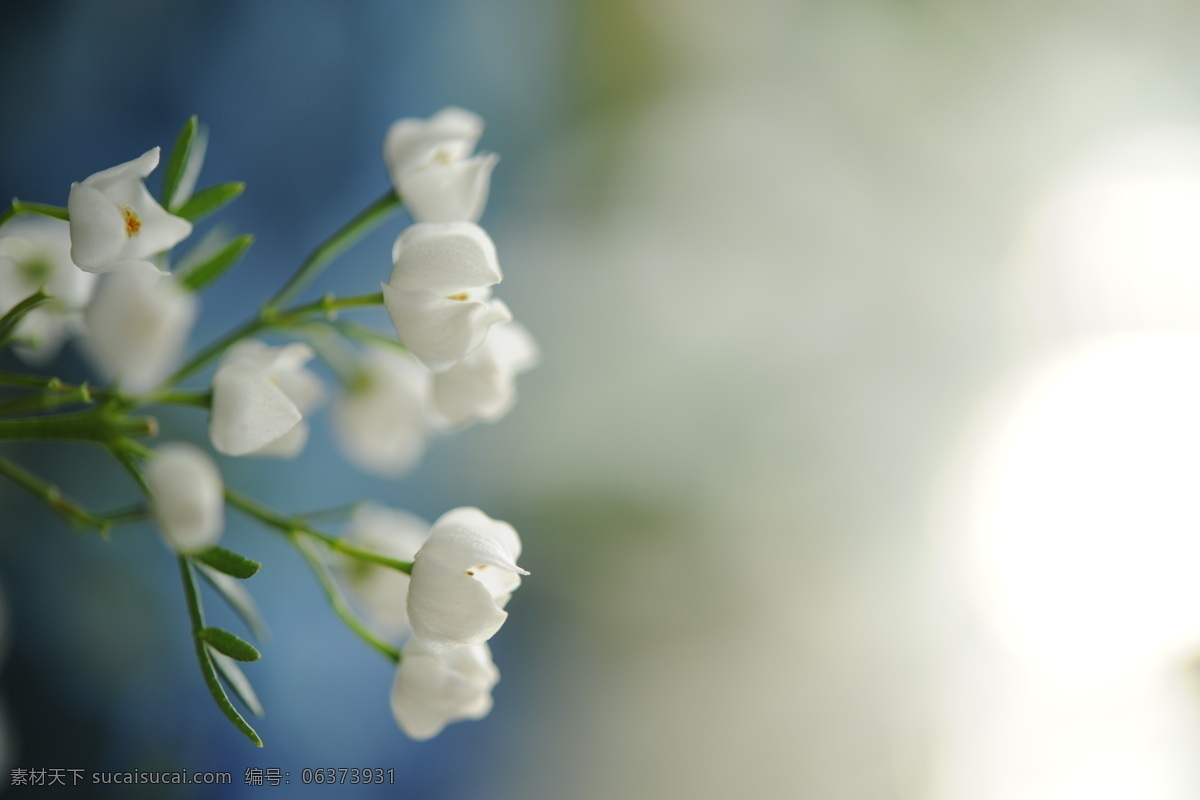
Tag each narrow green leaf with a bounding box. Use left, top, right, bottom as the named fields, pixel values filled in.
left=200, top=647, right=263, bottom=745
left=194, top=545, right=260, bottom=579
left=179, top=557, right=263, bottom=746
left=0, top=289, right=51, bottom=348
left=180, top=233, right=253, bottom=292
left=162, top=116, right=198, bottom=211
left=196, top=564, right=269, bottom=641
left=210, top=650, right=264, bottom=718
left=174, top=182, right=244, bottom=222
left=199, top=626, right=261, bottom=662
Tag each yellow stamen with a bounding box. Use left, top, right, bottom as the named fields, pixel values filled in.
left=123, top=208, right=142, bottom=237
left=446, top=292, right=469, bottom=301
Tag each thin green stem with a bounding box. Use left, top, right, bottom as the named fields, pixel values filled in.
left=0, top=386, right=93, bottom=417
left=224, top=487, right=411, bottom=574
left=0, top=289, right=52, bottom=348
left=0, top=199, right=69, bottom=230
left=0, top=455, right=111, bottom=532
left=145, top=389, right=213, bottom=409
left=291, top=534, right=401, bottom=663
left=0, top=407, right=156, bottom=444
left=164, top=292, right=385, bottom=388
left=265, top=190, right=401, bottom=312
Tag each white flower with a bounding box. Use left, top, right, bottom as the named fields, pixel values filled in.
left=67, top=147, right=192, bottom=272
left=0, top=217, right=96, bottom=364
left=390, top=640, right=499, bottom=740
left=82, top=259, right=196, bottom=393
left=383, top=107, right=499, bottom=224
left=407, top=507, right=527, bottom=651
left=209, top=340, right=324, bottom=458
left=144, top=442, right=224, bottom=552
left=432, top=321, right=539, bottom=427
left=381, top=222, right=512, bottom=372
left=333, top=346, right=432, bottom=476
left=341, top=505, right=430, bottom=636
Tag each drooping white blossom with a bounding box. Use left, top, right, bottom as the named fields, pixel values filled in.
left=381, top=222, right=511, bottom=372
left=407, top=507, right=526, bottom=651
left=333, top=346, right=432, bottom=476
left=432, top=321, right=539, bottom=427
left=67, top=148, right=192, bottom=272
left=0, top=217, right=96, bottom=364
left=82, top=259, right=197, bottom=393
left=390, top=639, right=499, bottom=740
left=383, top=107, right=499, bottom=224
left=341, top=505, right=430, bottom=636
left=144, top=442, right=224, bottom=552
left=209, top=340, right=324, bottom=458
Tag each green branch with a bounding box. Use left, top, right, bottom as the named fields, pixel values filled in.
left=265, top=190, right=401, bottom=311
left=163, top=291, right=385, bottom=389
left=0, top=407, right=156, bottom=445
left=0, top=455, right=112, bottom=533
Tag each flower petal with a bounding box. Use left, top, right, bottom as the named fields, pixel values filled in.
left=333, top=348, right=431, bottom=476
left=406, top=507, right=526, bottom=650
left=81, top=260, right=196, bottom=392
left=382, top=286, right=511, bottom=372
left=119, top=180, right=193, bottom=260
left=407, top=559, right=509, bottom=650
left=383, top=107, right=483, bottom=183
left=388, top=222, right=502, bottom=294
left=145, top=441, right=224, bottom=552
left=67, top=182, right=127, bottom=271
left=209, top=362, right=303, bottom=456
left=81, top=147, right=161, bottom=190
left=401, top=154, right=499, bottom=224
left=390, top=641, right=498, bottom=740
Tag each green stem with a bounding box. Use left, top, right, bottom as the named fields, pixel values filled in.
left=224, top=487, right=412, bottom=574
left=146, top=389, right=213, bottom=409
left=265, top=190, right=401, bottom=312
left=164, top=292, right=385, bottom=388
left=291, top=534, right=401, bottom=663
left=0, top=407, right=156, bottom=444
left=179, top=557, right=263, bottom=746
left=0, top=289, right=52, bottom=348
left=0, top=199, right=69, bottom=229
left=0, top=386, right=94, bottom=417
left=0, top=455, right=111, bottom=532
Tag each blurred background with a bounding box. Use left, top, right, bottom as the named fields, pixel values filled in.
left=5, top=0, right=1200, bottom=797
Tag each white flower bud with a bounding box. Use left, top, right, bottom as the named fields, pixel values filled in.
left=383, top=107, right=498, bottom=224
left=333, top=347, right=431, bottom=476
left=82, top=259, right=196, bottom=393
left=391, top=640, right=499, bottom=740
left=145, top=442, right=224, bottom=552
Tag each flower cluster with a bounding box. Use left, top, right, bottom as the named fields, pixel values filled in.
left=344, top=505, right=526, bottom=739
left=0, top=108, right=535, bottom=744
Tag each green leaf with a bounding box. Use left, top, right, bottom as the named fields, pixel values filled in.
left=210, top=650, right=264, bottom=718
left=179, top=233, right=253, bottom=292
left=174, top=182, right=244, bottom=223
left=199, top=626, right=261, bottom=662
left=162, top=116, right=199, bottom=211
left=194, top=545, right=261, bottom=579
left=196, top=564, right=269, bottom=641
left=179, top=557, right=262, bottom=746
